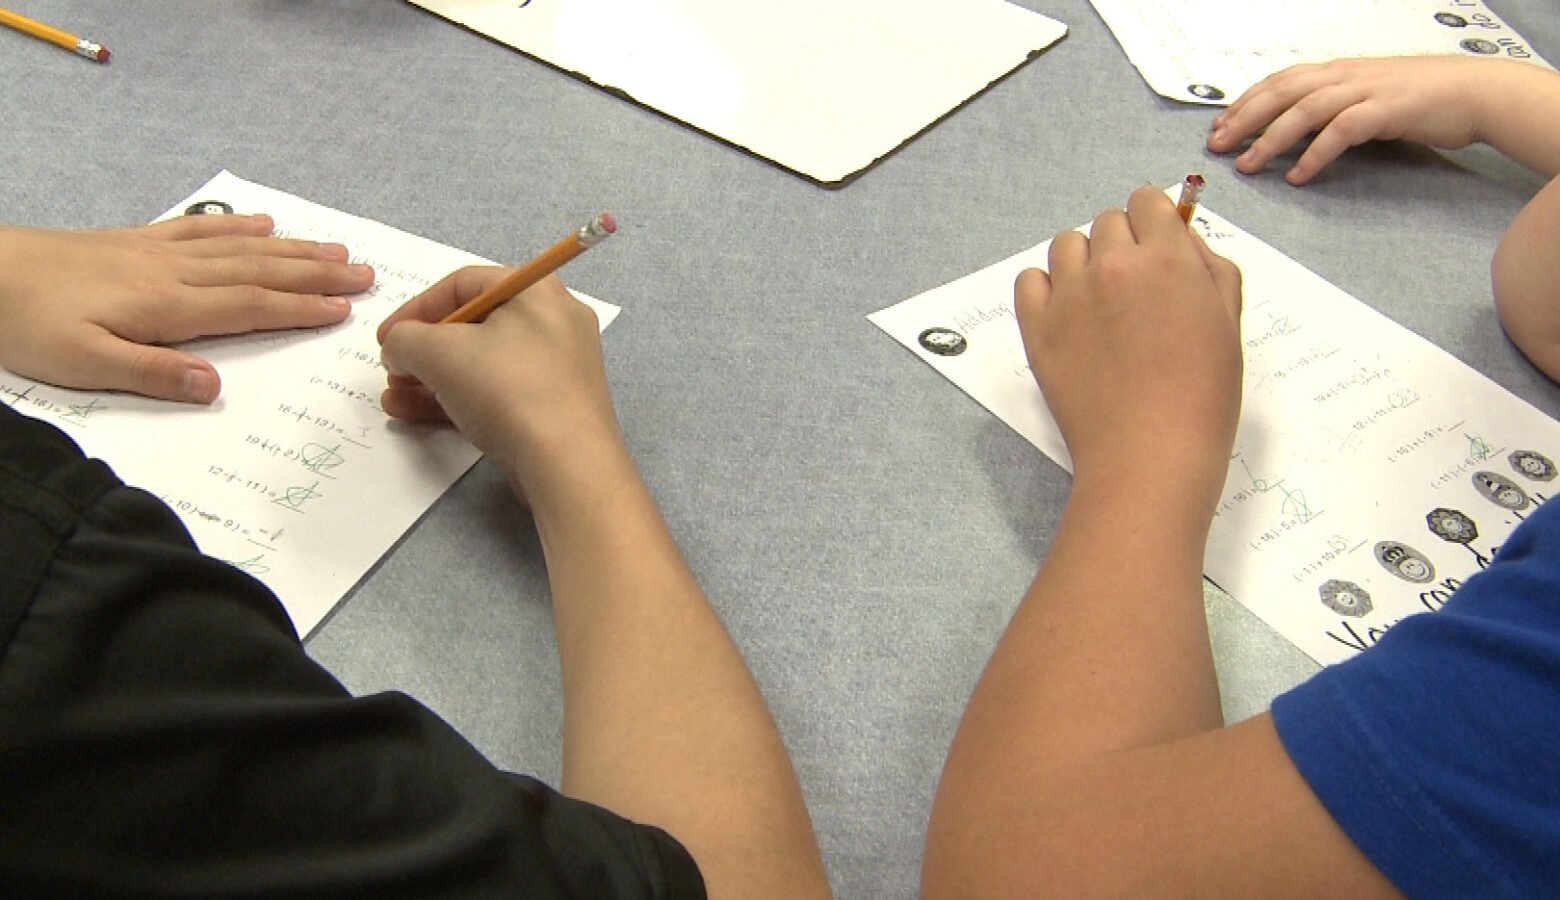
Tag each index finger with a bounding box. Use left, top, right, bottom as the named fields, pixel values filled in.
left=124, top=213, right=277, bottom=242
left=1047, top=228, right=1089, bottom=283
left=375, top=265, right=511, bottom=344
left=1188, top=229, right=1244, bottom=325
left=1216, top=61, right=1325, bottom=126
left=1210, top=62, right=1334, bottom=150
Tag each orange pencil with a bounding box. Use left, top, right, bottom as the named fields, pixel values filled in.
left=1176, top=173, right=1205, bottom=224
left=0, top=5, right=109, bottom=62
left=441, top=214, right=617, bottom=324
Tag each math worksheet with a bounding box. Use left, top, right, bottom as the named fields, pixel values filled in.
left=870, top=199, right=1560, bottom=666
left=1090, top=0, right=1552, bottom=105
left=0, top=171, right=620, bottom=637
left=405, top=0, right=1068, bottom=186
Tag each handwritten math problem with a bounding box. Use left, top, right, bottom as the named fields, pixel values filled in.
left=870, top=198, right=1560, bottom=665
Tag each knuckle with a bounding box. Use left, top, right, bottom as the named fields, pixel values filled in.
left=1327, top=109, right=1372, bottom=144
left=244, top=283, right=271, bottom=315
left=240, top=254, right=267, bottom=286
left=1092, top=252, right=1140, bottom=290
left=127, top=347, right=168, bottom=394
left=1292, top=92, right=1331, bottom=120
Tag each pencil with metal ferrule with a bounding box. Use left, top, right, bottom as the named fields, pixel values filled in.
left=0, top=5, right=110, bottom=62
left=440, top=214, right=618, bottom=324
left=1176, top=173, right=1205, bottom=224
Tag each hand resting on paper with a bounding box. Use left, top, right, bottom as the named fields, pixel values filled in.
left=1206, top=55, right=1560, bottom=184
left=1207, top=55, right=1560, bottom=382
left=1014, top=184, right=1244, bottom=510
left=377, top=269, right=631, bottom=513
left=0, top=215, right=374, bottom=403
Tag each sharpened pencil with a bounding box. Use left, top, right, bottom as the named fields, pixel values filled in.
left=1176, top=173, right=1205, bottom=224
left=441, top=214, right=618, bottom=324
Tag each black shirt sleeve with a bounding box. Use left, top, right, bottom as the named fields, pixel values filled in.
left=0, top=404, right=706, bottom=900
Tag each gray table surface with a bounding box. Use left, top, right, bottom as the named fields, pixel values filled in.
left=6, top=2, right=1559, bottom=896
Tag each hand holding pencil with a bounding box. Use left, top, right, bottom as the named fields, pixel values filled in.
left=378, top=215, right=624, bottom=497
left=1012, top=184, right=1242, bottom=500
left=378, top=266, right=628, bottom=507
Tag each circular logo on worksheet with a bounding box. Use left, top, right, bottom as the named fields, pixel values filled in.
left=1433, top=12, right=1468, bottom=28
left=918, top=327, right=967, bottom=357
left=1509, top=449, right=1557, bottom=481
left=1472, top=471, right=1531, bottom=511
left=1373, top=541, right=1435, bottom=584
left=184, top=200, right=234, bottom=215
left=1187, top=83, right=1225, bottom=101
left=1459, top=38, right=1500, bottom=54
left=1318, top=579, right=1373, bottom=617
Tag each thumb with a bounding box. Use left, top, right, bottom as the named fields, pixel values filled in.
left=79, top=332, right=223, bottom=403
left=1189, top=230, right=1244, bottom=326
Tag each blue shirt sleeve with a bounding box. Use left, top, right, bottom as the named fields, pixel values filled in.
left=1272, top=496, right=1560, bottom=899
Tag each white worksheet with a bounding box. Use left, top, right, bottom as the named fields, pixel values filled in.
left=0, top=171, right=620, bottom=637
left=1090, top=0, right=1552, bottom=105
left=405, top=0, right=1068, bottom=185
left=870, top=199, right=1560, bottom=665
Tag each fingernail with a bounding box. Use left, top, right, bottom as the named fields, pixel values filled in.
left=182, top=368, right=217, bottom=403
left=317, top=242, right=349, bottom=260
left=1211, top=126, right=1226, bottom=143
left=324, top=295, right=350, bottom=311
left=350, top=264, right=374, bottom=277
left=1287, top=166, right=1304, bottom=183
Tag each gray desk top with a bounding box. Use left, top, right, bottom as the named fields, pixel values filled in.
left=6, top=2, right=1559, bottom=895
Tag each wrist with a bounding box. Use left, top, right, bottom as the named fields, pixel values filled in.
left=1471, top=60, right=1560, bottom=177
left=507, top=420, right=640, bottom=519
left=1069, top=448, right=1228, bottom=532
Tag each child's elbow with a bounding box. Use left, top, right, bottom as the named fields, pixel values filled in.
left=1492, top=178, right=1560, bottom=382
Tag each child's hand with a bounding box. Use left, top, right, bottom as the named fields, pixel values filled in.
left=378, top=270, right=627, bottom=511
left=1207, top=56, right=1493, bottom=185
left=1016, top=186, right=1243, bottom=504
left=0, top=216, right=373, bottom=402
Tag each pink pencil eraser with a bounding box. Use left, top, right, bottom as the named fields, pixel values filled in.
left=599, top=213, right=617, bottom=233
left=96, top=46, right=111, bottom=63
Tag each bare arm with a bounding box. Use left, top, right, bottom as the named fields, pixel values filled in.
left=920, top=188, right=1402, bottom=898
left=378, top=272, right=830, bottom=900
left=1493, top=172, right=1560, bottom=381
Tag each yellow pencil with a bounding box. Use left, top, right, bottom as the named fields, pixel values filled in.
left=441, top=214, right=617, bottom=324
left=0, top=5, right=109, bottom=62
